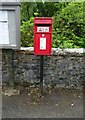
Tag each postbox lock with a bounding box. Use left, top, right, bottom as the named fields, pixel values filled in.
left=42, top=34, right=45, bottom=37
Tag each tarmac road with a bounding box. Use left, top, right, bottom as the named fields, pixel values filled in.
left=2, top=86, right=83, bottom=119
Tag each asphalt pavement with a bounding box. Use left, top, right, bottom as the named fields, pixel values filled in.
left=2, top=86, right=83, bottom=119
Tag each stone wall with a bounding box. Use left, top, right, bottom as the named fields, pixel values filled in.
left=2, top=48, right=85, bottom=89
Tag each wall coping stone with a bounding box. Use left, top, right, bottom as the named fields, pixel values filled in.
left=14, top=47, right=85, bottom=56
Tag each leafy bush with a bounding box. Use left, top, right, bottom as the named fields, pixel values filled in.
left=20, top=2, right=85, bottom=48
left=20, top=17, right=34, bottom=47
left=53, top=2, right=85, bottom=48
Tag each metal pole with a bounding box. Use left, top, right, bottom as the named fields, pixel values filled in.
left=40, top=55, right=44, bottom=95
left=8, top=49, right=15, bottom=88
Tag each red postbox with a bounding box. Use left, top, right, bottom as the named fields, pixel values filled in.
left=34, top=17, right=52, bottom=55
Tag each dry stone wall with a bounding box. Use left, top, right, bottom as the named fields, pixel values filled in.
left=2, top=48, right=85, bottom=89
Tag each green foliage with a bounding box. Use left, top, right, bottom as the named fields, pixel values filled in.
left=53, top=2, right=85, bottom=48
left=20, top=17, right=34, bottom=47
left=20, top=2, right=85, bottom=48
left=35, top=2, right=62, bottom=17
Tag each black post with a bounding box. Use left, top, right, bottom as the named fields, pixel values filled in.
left=40, top=55, right=44, bottom=95
left=8, top=49, right=15, bottom=88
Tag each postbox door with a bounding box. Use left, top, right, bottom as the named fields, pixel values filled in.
left=34, top=33, right=51, bottom=55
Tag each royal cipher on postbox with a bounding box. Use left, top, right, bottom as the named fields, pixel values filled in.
left=34, top=17, right=52, bottom=55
